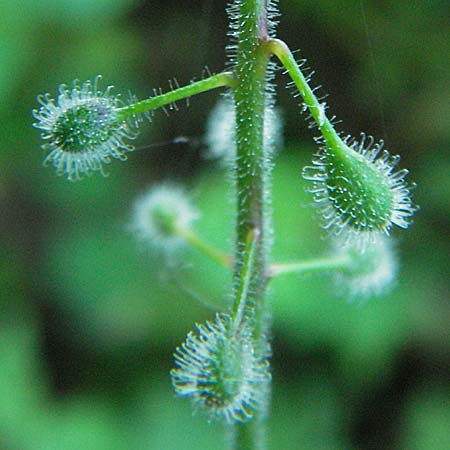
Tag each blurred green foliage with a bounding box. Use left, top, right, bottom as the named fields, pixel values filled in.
left=0, top=0, right=448, bottom=449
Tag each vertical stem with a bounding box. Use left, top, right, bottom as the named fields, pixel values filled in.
left=231, top=228, right=260, bottom=336
left=233, top=0, right=270, bottom=331
left=231, top=1, right=271, bottom=448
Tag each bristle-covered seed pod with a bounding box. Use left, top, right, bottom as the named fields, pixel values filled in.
left=333, top=234, right=397, bottom=299
left=303, top=134, right=417, bottom=247
left=130, top=184, right=197, bottom=255
left=171, top=314, right=271, bottom=424
left=32, top=77, right=137, bottom=180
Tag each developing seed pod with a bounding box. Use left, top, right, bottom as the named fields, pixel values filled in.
left=333, top=234, right=397, bottom=299
left=32, top=77, right=137, bottom=181
left=130, top=184, right=198, bottom=255
left=303, top=134, right=417, bottom=247
left=171, top=313, right=271, bottom=424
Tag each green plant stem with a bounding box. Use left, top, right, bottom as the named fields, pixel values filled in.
left=231, top=1, right=272, bottom=449
left=269, top=255, right=351, bottom=279
left=116, top=72, right=236, bottom=120
left=231, top=228, right=259, bottom=335
left=173, top=225, right=232, bottom=268
left=233, top=422, right=260, bottom=450
left=233, top=0, right=271, bottom=336
left=268, top=38, right=344, bottom=151
left=230, top=229, right=264, bottom=450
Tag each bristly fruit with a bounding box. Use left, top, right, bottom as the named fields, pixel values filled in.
left=33, top=77, right=137, bottom=181
left=130, top=184, right=198, bottom=256
left=303, top=133, right=417, bottom=247
left=171, top=313, right=271, bottom=424
left=333, top=234, right=397, bottom=299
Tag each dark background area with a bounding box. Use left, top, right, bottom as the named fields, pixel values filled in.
left=0, top=1, right=448, bottom=449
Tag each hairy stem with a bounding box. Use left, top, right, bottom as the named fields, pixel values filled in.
left=116, top=72, right=236, bottom=120
left=268, top=38, right=344, bottom=150
left=233, top=1, right=270, bottom=335
left=231, top=1, right=272, bottom=448
left=173, top=225, right=232, bottom=268
left=231, top=228, right=260, bottom=335
left=269, top=255, right=351, bottom=278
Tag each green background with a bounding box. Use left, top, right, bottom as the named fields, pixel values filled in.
left=1, top=1, right=448, bottom=449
